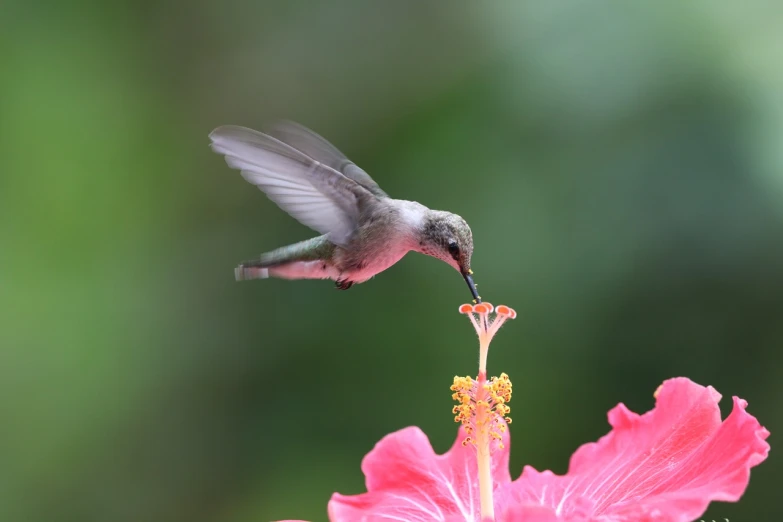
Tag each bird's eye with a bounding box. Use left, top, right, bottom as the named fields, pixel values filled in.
left=448, top=241, right=460, bottom=259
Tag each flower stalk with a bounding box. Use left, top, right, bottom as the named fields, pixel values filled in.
left=453, top=302, right=516, bottom=521
left=476, top=371, right=494, bottom=521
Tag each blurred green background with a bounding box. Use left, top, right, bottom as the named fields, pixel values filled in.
left=1, top=2, right=781, bottom=521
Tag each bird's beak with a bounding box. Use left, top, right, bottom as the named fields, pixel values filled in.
left=462, top=269, right=481, bottom=303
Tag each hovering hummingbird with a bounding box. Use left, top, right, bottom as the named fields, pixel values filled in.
left=209, top=121, right=481, bottom=302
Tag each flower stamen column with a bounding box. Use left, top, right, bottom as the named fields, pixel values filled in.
left=452, top=303, right=516, bottom=521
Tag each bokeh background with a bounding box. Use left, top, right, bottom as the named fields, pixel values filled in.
left=1, top=2, right=781, bottom=521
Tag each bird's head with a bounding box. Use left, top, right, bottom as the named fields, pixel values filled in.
left=417, top=211, right=480, bottom=302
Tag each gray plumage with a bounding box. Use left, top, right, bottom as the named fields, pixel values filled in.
left=210, top=121, right=481, bottom=300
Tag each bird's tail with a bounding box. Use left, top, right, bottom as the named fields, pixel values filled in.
left=234, top=235, right=336, bottom=282
left=234, top=265, right=270, bottom=281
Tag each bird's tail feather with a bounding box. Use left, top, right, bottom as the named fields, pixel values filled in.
left=235, top=260, right=336, bottom=281
left=235, top=265, right=270, bottom=281
left=234, top=236, right=335, bottom=282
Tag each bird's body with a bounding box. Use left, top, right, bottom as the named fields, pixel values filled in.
left=235, top=199, right=424, bottom=286
left=210, top=122, right=481, bottom=301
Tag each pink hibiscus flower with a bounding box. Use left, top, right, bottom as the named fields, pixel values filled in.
left=326, top=377, right=768, bottom=521
left=281, top=304, right=769, bottom=521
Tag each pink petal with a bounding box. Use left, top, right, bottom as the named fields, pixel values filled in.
left=497, top=503, right=563, bottom=521
left=503, top=377, right=770, bottom=521
left=329, top=424, right=511, bottom=522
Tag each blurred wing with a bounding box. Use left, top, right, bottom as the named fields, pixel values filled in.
left=210, top=125, right=368, bottom=246
left=267, top=121, right=388, bottom=198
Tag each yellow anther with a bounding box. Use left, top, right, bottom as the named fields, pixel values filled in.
left=450, top=373, right=513, bottom=451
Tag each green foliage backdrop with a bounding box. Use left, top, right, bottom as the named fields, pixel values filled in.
left=1, top=2, right=780, bottom=521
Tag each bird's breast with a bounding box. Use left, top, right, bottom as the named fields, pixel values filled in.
left=345, top=246, right=410, bottom=283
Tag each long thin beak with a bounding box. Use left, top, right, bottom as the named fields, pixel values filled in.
left=463, top=271, right=481, bottom=303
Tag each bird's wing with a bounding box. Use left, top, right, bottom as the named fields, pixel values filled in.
left=266, top=121, right=388, bottom=198
left=210, top=125, right=372, bottom=246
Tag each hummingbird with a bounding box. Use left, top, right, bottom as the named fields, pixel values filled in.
left=209, top=121, right=481, bottom=302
